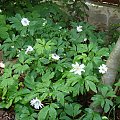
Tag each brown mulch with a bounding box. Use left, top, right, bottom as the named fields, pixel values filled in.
left=0, top=109, right=15, bottom=120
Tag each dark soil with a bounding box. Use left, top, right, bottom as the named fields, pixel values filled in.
left=116, top=109, right=120, bottom=120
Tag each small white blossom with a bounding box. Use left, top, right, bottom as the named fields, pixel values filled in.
left=59, top=26, right=62, bottom=29
left=70, top=62, right=85, bottom=75
left=11, top=46, right=14, bottom=48
left=30, top=97, right=44, bottom=109
left=51, top=53, right=60, bottom=60
left=21, top=18, right=30, bottom=26
left=25, top=46, right=33, bottom=54
left=16, top=54, right=20, bottom=57
left=99, top=64, right=108, bottom=74
left=84, top=38, right=87, bottom=41
left=77, top=25, right=83, bottom=32
left=0, top=61, right=5, bottom=68
left=0, top=9, right=2, bottom=13
left=42, top=19, right=47, bottom=26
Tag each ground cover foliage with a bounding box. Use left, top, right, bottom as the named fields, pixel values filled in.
left=0, top=0, right=120, bottom=120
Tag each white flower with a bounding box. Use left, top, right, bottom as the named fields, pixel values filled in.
left=70, top=62, right=85, bottom=75
left=11, top=46, right=14, bottom=48
left=0, top=61, right=5, bottom=68
left=42, top=19, right=47, bottom=26
left=84, top=38, right=87, bottom=41
left=21, top=18, right=30, bottom=26
left=77, top=25, right=83, bottom=32
left=30, top=97, right=44, bottom=109
left=16, top=54, right=20, bottom=57
left=99, top=64, right=108, bottom=74
left=0, top=9, right=2, bottom=13
left=25, top=46, right=33, bottom=54
left=51, top=53, right=60, bottom=60
left=59, top=26, right=62, bottom=29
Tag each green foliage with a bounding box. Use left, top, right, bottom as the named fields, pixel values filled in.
left=82, top=108, right=102, bottom=120
left=0, top=15, right=9, bottom=39
left=91, top=85, right=116, bottom=113
left=0, top=1, right=118, bottom=120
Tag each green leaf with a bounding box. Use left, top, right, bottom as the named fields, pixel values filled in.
left=1, top=78, right=14, bottom=88
left=5, top=99, right=13, bottom=109
left=19, top=54, right=25, bottom=63
left=88, top=43, right=98, bottom=52
left=0, top=27, right=9, bottom=39
left=104, top=99, right=113, bottom=113
left=60, top=116, right=71, bottom=120
left=50, top=103, right=59, bottom=109
left=104, top=101, right=110, bottom=113
left=42, top=71, right=54, bottom=81
left=101, top=86, right=108, bottom=97
left=106, top=91, right=116, bottom=97
left=93, top=57, right=102, bottom=65
left=85, top=62, right=93, bottom=75
left=13, top=64, right=29, bottom=74
left=57, top=92, right=64, bottom=105
left=96, top=48, right=109, bottom=57
left=73, top=104, right=81, bottom=117
left=93, top=113, right=102, bottom=120
left=2, top=87, right=7, bottom=98
left=34, top=39, right=45, bottom=55
left=22, top=92, right=38, bottom=104
left=115, top=81, right=120, bottom=86
left=64, top=103, right=73, bottom=117
left=49, top=106, right=57, bottom=120
left=8, top=14, right=22, bottom=31
left=40, top=93, right=48, bottom=101
left=45, top=40, right=55, bottom=50
left=86, top=81, right=97, bottom=93
left=38, top=106, right=49, bottom=120
left=77, top=44, right=88, bottom=53
left=14, top=96, right=22, bottom=103
left=85, top=76, right=99, bottom=82
left=91, top=95, right=104, bottom=107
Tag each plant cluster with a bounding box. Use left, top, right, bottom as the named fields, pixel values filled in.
left=0, top=0, right=119, bottom=120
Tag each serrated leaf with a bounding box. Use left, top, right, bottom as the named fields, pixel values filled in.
left=101, top=86, right=108, bottom=97
left=85, top=76, right=99, bottom=82
left=50, top=103, right=59, bottom=109
left=22, top=93, right=38, bottom=104
left=64, top=103, right=73, bottom=116
left=96, top=48, right=109, bottom=57
left=93, top=113, right=102, bottom=120
left=2, top=87, right=7, bottom=98
left=1, top=78, right=14, bottom=88
left=104, top=101, right=110, bottom=113
left=73, top=104, right=81, bottom=117
left=49, top=106, right=57, bottom=120
left=42, top=71, right=54, bottom=81
left=38, top=106, right=49, bottom=120
left=77, top=44, right=88, bottom=53
left=104, top=99, right=113, bottom=113
left=5, top=99, right=13, bottom=109
left=57, top=92, right=64, bottom=105
left=19, top=54, right=25, bottom=63
left=40, top=93, right=48, bottom=101
left=86, top=81, right=97, bottom=93
left=106, top=91, right=116, bottom=97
